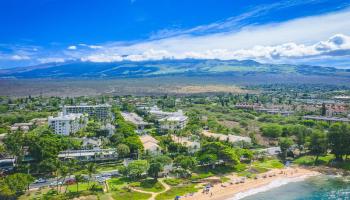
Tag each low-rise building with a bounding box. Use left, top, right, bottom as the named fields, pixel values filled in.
left=139, top=135, right=161, bottom=155
left=303, top=115, right=350, bottom=123
left=10, top=122, right=34, bottom=132
left=58, top=148, right=117, bottom=161
left=121, top=112, right=150, bottom=130
left=48, top=112, right=88, bottom=135
left=159, top=115, right=188, bottom=131
left=30, top=118, right=47, bottom=126
left=171, top=135, right=200, bottom=153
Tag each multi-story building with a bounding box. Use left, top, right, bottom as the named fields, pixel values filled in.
left=159, top=115, right=188, bottom=130
left=48, top=112, right=88, bottom=135
left=62, top=104, right=111, bottom=120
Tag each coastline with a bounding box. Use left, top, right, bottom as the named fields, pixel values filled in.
left=181, top=167, right=320, bottom=200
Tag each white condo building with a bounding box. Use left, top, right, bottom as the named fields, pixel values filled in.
left=159, top=115, right=187, bottom=130
left=148, top=106, right=188, bottom=131
left=48, top=112, right=88, bottom=135
left=62, top=104, right=111, bottom=120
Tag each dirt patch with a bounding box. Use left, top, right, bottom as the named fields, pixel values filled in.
left=218, top=120, right=240, bottom=128
left=169, top=85, right=256, bottom=94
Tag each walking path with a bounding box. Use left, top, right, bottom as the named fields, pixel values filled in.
left=128, top=178, right=171, bottom=200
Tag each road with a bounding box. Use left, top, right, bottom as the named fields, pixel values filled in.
left=29, top=170, right=119, bottom=189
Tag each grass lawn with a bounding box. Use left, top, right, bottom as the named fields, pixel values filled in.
left=294, top=154, right=350, bottom=170
left=252, top=159, right=284, bottom=170
left=163, top=178, right=186, bottom=186
left=96, top=163, right=123, bottom=172
left=293, top=154, right=335, bottom=166
left=130, top=178, right=165, bottom=192
left=155, top=184, right=199, bottom=200
left=107, top=177, right=129, bottom=191
left=190, top=171, right=214, bottom=181
left=112, top=188, right=151, bottom=200
left=67, top=182, right=98, bottom=192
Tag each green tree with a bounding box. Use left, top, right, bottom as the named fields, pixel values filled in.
left=126, top=160, right=149, bottom=180
left=309, top=130, right=328, bottom=164
left=0, top=173, right=34, bottom=199
left=278, top=137, right=294, bottom=161
left=198, top=142, right=240, bottom=167
left=148, top=155, right=171, bottom=180
left=74, top=174, right=85, bottom=192
left=173, top=155, right=196, bottom=170
left=86, top=163, right=97, bottom=186
left=261, top=124, right=283, bottom=138
left=328, top=123, right=350, bottom=161
left=58, top=164, right=69, bottom=193
left=116, top=144, right=130, bottom=158
left=3, top=131, right=25, bottom=165
left=124, top=136, right=144, bottom=153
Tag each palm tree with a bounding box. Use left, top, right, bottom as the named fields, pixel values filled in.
left=86, top=162, right=97, bottom=187
left=64, top=159, right=77, bottom=194
left=59, top=165, right=68, bottom=193
left=75, top=174, right=85, bottom=193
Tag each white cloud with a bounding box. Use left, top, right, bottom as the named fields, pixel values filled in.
left=77, top=8, right=350, bottom=64
left=81, top=54, right=123, bottom=62
left=11, top=55, right=30, bottom=60
left=79, top=34, right=350, bottom=63
left=37, top=57, right=65, bottom=63
left=67, top=45, right=77, bottom=50
left=78, top=44, right=103, bottom=49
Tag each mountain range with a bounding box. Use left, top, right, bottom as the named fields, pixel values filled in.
left=0, top=59, right=349, bottom=79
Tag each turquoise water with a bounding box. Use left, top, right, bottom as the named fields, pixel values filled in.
left=241, top=175, right=350, bottom=200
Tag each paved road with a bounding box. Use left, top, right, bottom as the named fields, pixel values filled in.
left=29, top=170, right=119, bottom=189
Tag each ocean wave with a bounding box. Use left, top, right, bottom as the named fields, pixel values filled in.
left=227, top=175, right=315, bottom=200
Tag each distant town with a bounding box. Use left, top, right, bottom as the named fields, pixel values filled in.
left=0, top=84, right=349, bottom=199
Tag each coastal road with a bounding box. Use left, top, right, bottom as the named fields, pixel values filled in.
left=29, top=170, right=119, bottom=189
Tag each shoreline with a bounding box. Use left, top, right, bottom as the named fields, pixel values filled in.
left=181, top=167, right=320, bottom=200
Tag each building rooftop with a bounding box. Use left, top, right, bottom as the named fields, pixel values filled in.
left=49, top=112, right=85, bottom=121
left=63, top=104, right=111, bottom=108
left=121, top=112, right=149, bottom=126
left=303, top=115, right=350, bottom=122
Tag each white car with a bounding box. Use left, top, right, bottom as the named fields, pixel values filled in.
left=50, top=181, right=63, bottom=186
left=34, top=178, right=47, bottom=184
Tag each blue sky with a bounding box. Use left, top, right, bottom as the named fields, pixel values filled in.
left=1, top=0, right=350, bottom=68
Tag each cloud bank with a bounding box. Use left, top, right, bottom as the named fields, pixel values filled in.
left=1, top=5, right=350, bottom=68
left=75, top=8, right=350, bottom=67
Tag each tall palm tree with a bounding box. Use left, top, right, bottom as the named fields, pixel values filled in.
left=64, top=159, right=77, bottom=194
left=59, top=165, right=68, bottom=193
left=75, top=174, right=85, bottom=193
left=86, top=162, right=97, bottom=187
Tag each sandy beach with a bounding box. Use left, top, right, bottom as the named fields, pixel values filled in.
left=181, top=167, right=320, bottom=200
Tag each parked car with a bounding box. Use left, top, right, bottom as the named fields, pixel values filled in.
left=34, top=178, right=47, bottom=184
left=65, top=178, right=76, bottom=185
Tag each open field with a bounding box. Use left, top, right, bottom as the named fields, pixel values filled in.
left=1, top=74, right=350, bottom=96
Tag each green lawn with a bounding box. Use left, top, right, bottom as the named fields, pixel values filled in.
left=252, top=159, right=284, bottom=170
left=130, top=179, right=165, bottom=192
left=163, top=178, right=186, bottom=186
left=294, top=154, right=350, bottom=170
left=155, top=184, right=199, bottom=200
left=96, top=163, right=123, bottom=172
left=293, top=154, right=335, bottom=166
left=108, top=177, right=129, bottom=191
left=112, top=189, right=152, bottom=200
left=67, top=182, right=98, bottom=192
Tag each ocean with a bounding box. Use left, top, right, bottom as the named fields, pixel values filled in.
left=229, top=175, right=350, bottom=200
